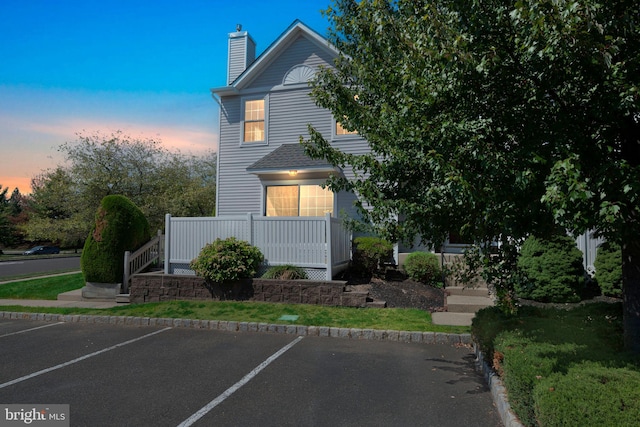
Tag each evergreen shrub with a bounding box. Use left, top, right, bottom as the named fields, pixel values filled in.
left=190, top=237, right=263, bottom=285
left=352, top=236, right=393, bottom=276
left=403, top=251, right=442, bottom=287
left=262, top=264, right=308, bottom=280
left=534, top=362, right=640, bottom=426
left=81, top=195, right=150, bottom=283
left=516, top=234, right=584, bottom=303
left=594, top=242, right=622, bottom=297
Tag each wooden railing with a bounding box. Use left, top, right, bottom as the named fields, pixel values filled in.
left=123, top=230, right=164, bottom=293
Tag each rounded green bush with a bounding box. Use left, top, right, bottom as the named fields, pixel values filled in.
left=190, top=237, right=263, bottom=284
left=594, top=242, right=622, bottom=297
left=262, top=264, right=308, bottom=280
left=403, top=251, right=442, bottom=287
left=516, top=234, right=584, bottom=303
left=81, top=195, right=151, bottom=283
left=352, top=236, right=394, bottom=276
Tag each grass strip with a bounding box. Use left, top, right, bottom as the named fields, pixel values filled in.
left=0, top=272, right=468, bottom=333
left=0, top=300, right=468, bottom=334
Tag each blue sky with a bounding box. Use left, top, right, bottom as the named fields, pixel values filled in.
left=0, top=0, right=331, bottom=193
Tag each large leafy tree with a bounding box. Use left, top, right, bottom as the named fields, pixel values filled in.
left=304, top=0, right=640, bottom=350
left=24, top=131, right=217, bottom=248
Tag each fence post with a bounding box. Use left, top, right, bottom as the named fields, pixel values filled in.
left=164, top=214, right=171, bottom=275
left=247, top=212, right=253, bottom=245
left=123, top=251, right=131, bottom=293
left=326, top=212, right=333, bottom=281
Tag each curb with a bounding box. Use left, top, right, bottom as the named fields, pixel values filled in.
left=0, top=310, right=472, bottom=345
left=475, top=343, right=524, bottom=427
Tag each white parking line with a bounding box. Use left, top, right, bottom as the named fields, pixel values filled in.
left=0, top=322, right=64, bottom=338
left=0, top=327, right=172, bottom=389
left=177, top=335, right=305, bottom=427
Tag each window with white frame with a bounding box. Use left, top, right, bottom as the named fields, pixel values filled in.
left=266, top=185, right=333, bottom=217
left=243, top=98, right=266, bottom=143
left=335, top=117, right=357, bottom=136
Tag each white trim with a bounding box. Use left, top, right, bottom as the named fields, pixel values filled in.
left=331, top=117, right=360, bottom=141
left=240, top=94, right=269, bottom=146
left=232, top=21, right=337, bottom=90
left=283, top=64, right=316, bottom=85
left=261, top=179, right=336, bottom=217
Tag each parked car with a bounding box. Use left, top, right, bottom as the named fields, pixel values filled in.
left=23, top=246, right=60, bottom=255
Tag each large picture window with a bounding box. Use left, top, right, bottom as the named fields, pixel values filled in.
left=243, top=98, right=265, bottom=143
left=266, top=185, right=333, bottom=217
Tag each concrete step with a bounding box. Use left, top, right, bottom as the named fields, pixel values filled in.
left=366, top=300, right=387, bottom=308
left=431, top=312, right=475, bottom=326
left=115, top=293, right=130, bottom=304
left=446, top=286, right=490, bottom=297
left=57, top=288, right=119, bottom=303
left=446, top=295, right=494, bottom=313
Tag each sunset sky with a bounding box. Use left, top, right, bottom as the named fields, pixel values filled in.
left=0, top=0, right=330, bottom=194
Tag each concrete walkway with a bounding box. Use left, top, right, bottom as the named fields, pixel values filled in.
left=0, top=289, right=120, bottom=309
left=431, top=287, right=495, bottom=326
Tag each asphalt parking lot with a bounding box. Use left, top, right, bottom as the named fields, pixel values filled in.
left=0, top=319, right=501, bottom=426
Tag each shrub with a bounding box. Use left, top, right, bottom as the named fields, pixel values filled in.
left=475, top=303, right=628, bottom=427
left=534, top=362, right=640, bottom=427
left=262, top=264, right=308, bottom=280
left=81, top=195, right=150, bottom=283
left=190, top=237, right=263, bottom=284
left=403, top=251, right=442, bottom=287
left=352, top=236, right=394, bottom=276
left=594, top=242, right=622, bottom=297
left=516, top=234, right=584, bottom=303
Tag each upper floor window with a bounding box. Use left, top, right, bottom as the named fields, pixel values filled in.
left=336, top=121, right=357, bottom=136
left=243, top=97, right=266, bottom=143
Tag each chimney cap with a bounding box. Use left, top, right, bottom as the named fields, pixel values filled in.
left=236, top=24, right=242, bottom=32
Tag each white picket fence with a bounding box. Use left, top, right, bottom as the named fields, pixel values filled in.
left=163, top=213, right=352, bottom=280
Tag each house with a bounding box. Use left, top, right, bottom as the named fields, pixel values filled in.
left=212, top=20, right=367, bottom=221
left=163, top=21, right=366, bottom=279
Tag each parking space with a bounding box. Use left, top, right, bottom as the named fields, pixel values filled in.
left=0, top=319, right=501, bottom=426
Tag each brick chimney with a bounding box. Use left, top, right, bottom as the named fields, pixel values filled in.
left=227, top=24, right=256, bottom=85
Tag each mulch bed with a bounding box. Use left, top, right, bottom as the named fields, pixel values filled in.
left=343, top=272, right=446, bottom=312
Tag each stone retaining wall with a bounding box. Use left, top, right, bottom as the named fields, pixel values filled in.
left=130, top=273, right=368, bottom=307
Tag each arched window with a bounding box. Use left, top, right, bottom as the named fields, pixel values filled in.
left=283, top=65, right=315, bottom=85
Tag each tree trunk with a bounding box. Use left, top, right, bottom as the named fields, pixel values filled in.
left=622, top=236, right=640, bottom=353
left=620, top=115, right=640, bottom=352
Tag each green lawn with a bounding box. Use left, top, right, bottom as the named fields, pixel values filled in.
left=0, top=273, right=85, bottom=299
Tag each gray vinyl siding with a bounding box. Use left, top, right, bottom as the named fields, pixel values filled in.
left=248, top=35, right=336, bottom=89
left=228, top=36, right=247, bottom=84
left=217, top=32, right=371, bottom=219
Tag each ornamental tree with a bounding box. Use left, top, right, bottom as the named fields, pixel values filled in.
left=303, top=0, right=640, bottom=350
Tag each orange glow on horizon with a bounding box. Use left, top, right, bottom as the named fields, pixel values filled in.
left=0, top=176, right=33, bottom=195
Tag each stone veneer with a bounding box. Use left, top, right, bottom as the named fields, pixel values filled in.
left=130, top=273, right=369, bottom=308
